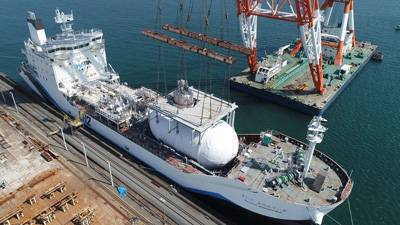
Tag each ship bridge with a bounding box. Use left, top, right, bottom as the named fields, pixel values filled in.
left=43, top=29, right=103, bottom=54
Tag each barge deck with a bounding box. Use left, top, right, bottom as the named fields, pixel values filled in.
left=230, top=41, right=377, bottom=115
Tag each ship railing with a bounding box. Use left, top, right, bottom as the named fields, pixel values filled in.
left=45, top=32, right=102, bottom=52
left=273, top=131, right=352, bottom=199
left=122, top=127, right=214, bottom=176
left=90, top=41, right=105, bottom=51
left=52, top=28, right=102, bottom=39
left=45, top=42, right=91, bottom=56
left=94, top=108, right=130, bottom=124
left=238, top=132, right=352, bottom=199
left=48, top=35, right=89, bottom=44
left=149, top=138, right=215, bottom=176
left=103, top=71, right=120, bottom=80
left=72, top=28, right=102, bottom=35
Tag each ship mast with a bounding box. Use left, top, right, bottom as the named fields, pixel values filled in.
left=301, top=116, right=327, bottom=185
left=54, top=9, right=74, bottom=33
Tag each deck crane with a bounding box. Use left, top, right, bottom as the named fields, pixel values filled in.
left=320, top=0, right=355, bottom=65
left=236, top=0, right=326, bottom=94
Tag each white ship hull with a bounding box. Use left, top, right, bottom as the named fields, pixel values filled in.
left=19, top=70, right=342, bottom=224
left=18, top=10, right=351, bottom=224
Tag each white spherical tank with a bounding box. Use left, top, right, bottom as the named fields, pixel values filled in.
left=149, top=109, right=239, bottom=168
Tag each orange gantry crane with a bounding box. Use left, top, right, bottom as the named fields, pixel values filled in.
left=320, top=0, right=356, bottom=65
left=236, top=0, right=326, bottom=94
left=143, top=1, right=344, bottom=94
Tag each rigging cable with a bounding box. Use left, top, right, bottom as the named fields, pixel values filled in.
left=196, top=0, right=207, bottom=100
left=154, top=0, right=168, bottom=95
left=186, top=0, right=193, bottom=23
left=181, top=0, right=194, bottom=82
left=348, top=170, right=355, bottom=225
left=325, top=169, right=355, bottom=225
left=199, top=0, right=210, bottom=122
left=225, top=0, right=231, bottom=102
left=175, top=0, right=189, bottom=82
left=220, top=0, right=231, bottom=103
left=326, top=214, right=343, bottom=225
left=206, top=0, right=214, bottom=118
left=155, top=0, right=162, bottom=95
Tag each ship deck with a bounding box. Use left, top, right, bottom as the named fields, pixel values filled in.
left=71, top=81, right=352, bottom=208
left=121, top=126, right=213, bottom=175
left=73, top=80, right=158, bottom=124
left=230, top=41, right=377, bottom=113
left=227, top=133, right=350, bottom=207
left=149, top=87, right=237, bottom=132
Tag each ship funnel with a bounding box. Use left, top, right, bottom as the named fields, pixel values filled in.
left=26, top=11, right=47, bottom=45
left=172, top=80, right=194, bottom=107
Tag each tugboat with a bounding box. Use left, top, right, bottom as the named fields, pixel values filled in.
left=372, top=52, right=384, bottom=62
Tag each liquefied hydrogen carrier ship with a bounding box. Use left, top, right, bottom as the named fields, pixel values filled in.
left=19, top=10, right=352, bottom=224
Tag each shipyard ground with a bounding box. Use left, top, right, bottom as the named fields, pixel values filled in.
left=0, top=109, right=133, bottom=224
left=230, top=42, right=377, bottom=115
left=0, top=73, right=230, bottom=225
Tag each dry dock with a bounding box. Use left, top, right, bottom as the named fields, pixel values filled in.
left=0, top=73, right=230, bottom=225
left=230, top=41, right=377, bottom=115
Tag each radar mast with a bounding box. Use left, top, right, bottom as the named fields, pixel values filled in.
left=54, top=9, right=74, bottom=33
left=301, top=116, right=328, bottom=185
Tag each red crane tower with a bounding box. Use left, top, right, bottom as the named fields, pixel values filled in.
left=236, top=0, right=326, bottom=94
left=320, top=0, right=355, bottom=65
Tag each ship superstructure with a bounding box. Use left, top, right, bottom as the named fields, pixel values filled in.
left=254, top=45, right=290, bottom=84
left=19, top=10, right=352, bottom=225
left=20, top=9, right=112, bottom=117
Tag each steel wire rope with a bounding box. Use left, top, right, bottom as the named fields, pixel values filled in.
left=219, top=0, right=232, bottom=105
left=154, top=0, right=168, bottom=95
left=155, top=0, right=163, bottom=96
left=180, top=0, right=194, bottom=82
left=206, top=0, right=214, bottom=119
left=175, top=0, right=187, bottom=82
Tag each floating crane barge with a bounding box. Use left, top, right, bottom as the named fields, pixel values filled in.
left=228, top=0, right=378, bottom=115
left=230, top=41, right=377, bottom=115
left=143, top=0, right=378, bottom=115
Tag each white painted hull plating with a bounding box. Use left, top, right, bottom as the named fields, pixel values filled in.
left=19, top=71, right=343, bottom=224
